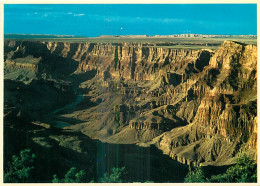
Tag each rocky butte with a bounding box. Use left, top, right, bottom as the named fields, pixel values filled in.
left=3, top=39, right=257, bottom=181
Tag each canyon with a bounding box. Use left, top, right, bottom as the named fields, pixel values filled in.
left=4, top=38, right=257, bottom=182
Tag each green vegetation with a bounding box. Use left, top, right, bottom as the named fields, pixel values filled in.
left=98, top=167, right=126, bottom=183
left=210, top=154, right=257, bottom=182
left=52, top=167, right=86, bottom=183
left=52, top=167, right=125, bottom=183
left=5, top=149, right=255, bottom=183
left=184, top=165, right=206, bottom=183
left=4, top=149, right=36, bottom=183
left=184, top=154, right=257, bottom=183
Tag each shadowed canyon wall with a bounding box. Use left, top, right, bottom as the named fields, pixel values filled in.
left=4, top=40, right=257, bottom=167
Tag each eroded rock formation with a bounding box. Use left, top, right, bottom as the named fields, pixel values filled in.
left=4, top=40, right=257, bottom=167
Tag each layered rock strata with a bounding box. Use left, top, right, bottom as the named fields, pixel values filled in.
left=4, top=40, right=257, bottom=166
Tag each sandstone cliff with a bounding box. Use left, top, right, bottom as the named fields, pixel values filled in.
left=4, top=39, right=257, bottom=166
left=152, top=41, right=257, bottom=166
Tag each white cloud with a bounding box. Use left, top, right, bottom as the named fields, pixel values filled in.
left=25, top=11, right=84, bottom=18
left=90, top=14, right=184, bottom=24
left=74, top=13, right=85, bottom=17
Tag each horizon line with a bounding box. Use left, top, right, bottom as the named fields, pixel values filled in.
left=4, top=33, right=258, bottom=37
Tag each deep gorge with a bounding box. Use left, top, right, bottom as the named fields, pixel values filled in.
left=4, top=39, right=257, bottom=182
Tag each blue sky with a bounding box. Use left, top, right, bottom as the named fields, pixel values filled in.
left=4, top=4, right=257, bottom=36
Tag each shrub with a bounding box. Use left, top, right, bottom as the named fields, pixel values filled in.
left=184, top=165, right=207, bottom=183
left=52, top=167, right=86, bottom=183
left=210, top=154, right=257, bottom=183
left=4, top=149, right=36, bottom=183
left=98, top=167, right=125, bottom=183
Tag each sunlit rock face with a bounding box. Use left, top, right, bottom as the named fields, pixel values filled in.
left=4, top=40, right=257, bottom=166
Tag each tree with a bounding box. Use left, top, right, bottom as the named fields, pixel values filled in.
left=184, top=154, right=257, bottom=183
left=4, top=149, right=36, bottom=183
left=210, top=154, right=257, bottom=183
left=98, top=167, right=126, bottom=183
left=184, top=165, right=207, bottom=183
left=52, top=167, right=86, bottom=183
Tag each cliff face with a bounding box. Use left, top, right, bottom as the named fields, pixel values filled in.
left=154, top=41, right=257, bottom=166
left=38, top=41, right=210, bottom=81
left=4, top=40, right=79, bottom=82
left=4, top=40, right=257, bottom=166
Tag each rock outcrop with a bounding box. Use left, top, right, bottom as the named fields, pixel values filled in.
left=153, top=41, right=257, bottom=166
left=4, top=39, right=257, bottom=166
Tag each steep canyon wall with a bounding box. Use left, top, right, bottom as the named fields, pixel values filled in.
left=4, top=40, right=257, bottom=166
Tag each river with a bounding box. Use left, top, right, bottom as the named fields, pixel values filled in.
left=49, top=87, right=83, bottom=128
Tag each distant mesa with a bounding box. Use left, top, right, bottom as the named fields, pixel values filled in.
left=4, top=33, right=257, bottom=39
left=97, top=34, right=257, bottom=38
left=4, top=33, right=77, bottom=39
left=99, top=35, right=149, bottom=38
